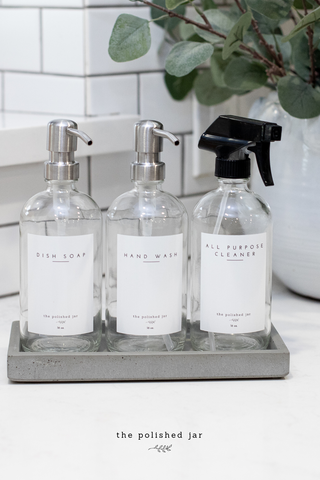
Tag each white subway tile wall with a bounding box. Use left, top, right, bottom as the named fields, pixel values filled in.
left=0, top=158, right=89, bottom=226
left=42, top=9, right=85, bottom=76
left=0, top=225, right=19, bottom=296
left=86, top=75, right=138, bottom=116
left=139, top=72, right=193, bottom=133
left=0, top=0, right=256, bottom=295
left=90, top=136, right=182, bottom=210
left=85, top=7, right=165, bottom=75
left=0, top=8, right=41, bottom=72
left=85, top=0, right=129, bottom=5
left=183, top=134, right=217, bottom=196
left=2, top=1, right=83, bottom=6
left=4, top=73, right=86, bottom=115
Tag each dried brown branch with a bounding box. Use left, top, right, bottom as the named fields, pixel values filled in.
left=142, top=0, right=226, bottom=38
left=302, top=0, right=316, bottom=85
left=235, top=0, right=245, bottom=14
left=235, top=0, right=286, bottom=75
left=289, top=10, right=298, bottom=26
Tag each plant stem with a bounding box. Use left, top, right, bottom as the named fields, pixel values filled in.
left=235, top=0, right=245, bottom=14
left=302, top=0, right=316, bottom=86
left=235, top=0, right=286, bottom=75
left=143, top=0, right=226, bottom=38
left=142, top=0, right=286, bottom=79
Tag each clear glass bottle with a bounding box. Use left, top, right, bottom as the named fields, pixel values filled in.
left=190, top=115, right=282, bottom=351
left=106, top=120, right=188, bottom=352
left=20, top=119, right=102, bottom=352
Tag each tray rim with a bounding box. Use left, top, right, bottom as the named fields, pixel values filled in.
left=7, top=322, right=290, bottom=382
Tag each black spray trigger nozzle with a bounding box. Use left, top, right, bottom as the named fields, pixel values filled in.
left=248, top=142, right=274, bottom=186
left=198, top=115, right=282, bottom=186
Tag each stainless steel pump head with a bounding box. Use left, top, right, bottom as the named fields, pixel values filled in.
left=131, top=120, right=179, bottom=182
left=45, top=119, right=92, bottom=181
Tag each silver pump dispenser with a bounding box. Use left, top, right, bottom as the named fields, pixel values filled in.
left=45, top=119, right=92, bottom=181
left=131, top=120, right=179, bottom=182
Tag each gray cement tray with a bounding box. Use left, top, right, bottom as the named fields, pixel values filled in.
left=7, top=322, right=289, bottom=382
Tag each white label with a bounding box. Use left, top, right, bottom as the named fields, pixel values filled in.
left=28, top=234, right=94, bottom=336
left=200, top=232, right=267, bottom=334
left=117, top=234, right=183, bottom=335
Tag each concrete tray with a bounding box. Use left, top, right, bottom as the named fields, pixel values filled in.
left=7, top=322, right=290, bottom=382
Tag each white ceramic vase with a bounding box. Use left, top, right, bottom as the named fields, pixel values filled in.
left=249, top=91, right=320, bottom=300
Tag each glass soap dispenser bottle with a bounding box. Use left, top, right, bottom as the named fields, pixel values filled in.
left=20, top=119, right=103, bottom=352
left=190, top=115, right=282, bottom=351
left=106, top=120, right=188, bottom=352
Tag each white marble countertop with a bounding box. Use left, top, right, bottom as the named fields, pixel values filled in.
left=0, top=276, right=319, bottom=480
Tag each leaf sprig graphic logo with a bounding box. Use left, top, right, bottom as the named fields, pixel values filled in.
left=148, top=444, right=172, bottom=453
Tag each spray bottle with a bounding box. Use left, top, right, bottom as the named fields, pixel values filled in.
left=190, top=115, right=282, bottom=351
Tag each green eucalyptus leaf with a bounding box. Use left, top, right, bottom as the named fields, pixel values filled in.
left=165, top=0, right=186, bottom=9
left=278, top=76, right=320, bottom=118
left=248, top=9, right=282, bottom=34
left=165, top=70, right=198, bottom=100
left=165, top=41, right=214, bottom=77
left=194, top=70, right=233, bottom=105
left=291, top=34, right=311, bottom=80
left=246, top=0, right=293, bottom=21
left=282, top=7, right=320, bottom=42
left=201, top=0, right=217, bottom=10
left=151, top=0, right=185, bottom=31
left=194, top=9, right=235, bottom=44
left=179, top=22, right=206, bottom=42
left=250, top=33, right=292, bottom=66
left=179, top=22, right=195, bottom=40
left=312, top=20, right=320, bottom=44
left=293, top=0, right=316, bottom=8
left=108, top=14, right=151, bottom=62
left=222, top=11, right=252, bottom=59
left=224, top=57, right=268, bottom=90
left=210, top=50, right=234, bottom=87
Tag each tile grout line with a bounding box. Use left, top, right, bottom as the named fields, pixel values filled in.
left=83, top=6, right=88, bottom=116
left=39, top=8, right=44, bottom=73
left=1, top=70, right=168, bottom=79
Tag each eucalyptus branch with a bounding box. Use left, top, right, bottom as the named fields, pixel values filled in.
left=302, top=0, right=316, bottom=85
left=141, top=0, right=286, bottom=78
left=289, top=9, right=298, bottom=26
left=235, top=0, right=245, bottom=14
left=235, top=0, right=286, bottom=74
left=141, top=0, right=226, bottom=38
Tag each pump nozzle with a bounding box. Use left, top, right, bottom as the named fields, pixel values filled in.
left=132, top=120, right=179, bottom=182
left=153, top=128, right=179, bottom=146
left=198, top=115, right=282, bottom=186
left=67, top=127, right=93, bottom=146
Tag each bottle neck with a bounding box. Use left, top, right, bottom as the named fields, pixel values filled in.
left=217, top=177, right=249, bottom=189
left=46, top=179, right=78, bottom=193
left=134, top=180, right=163, bottom=193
